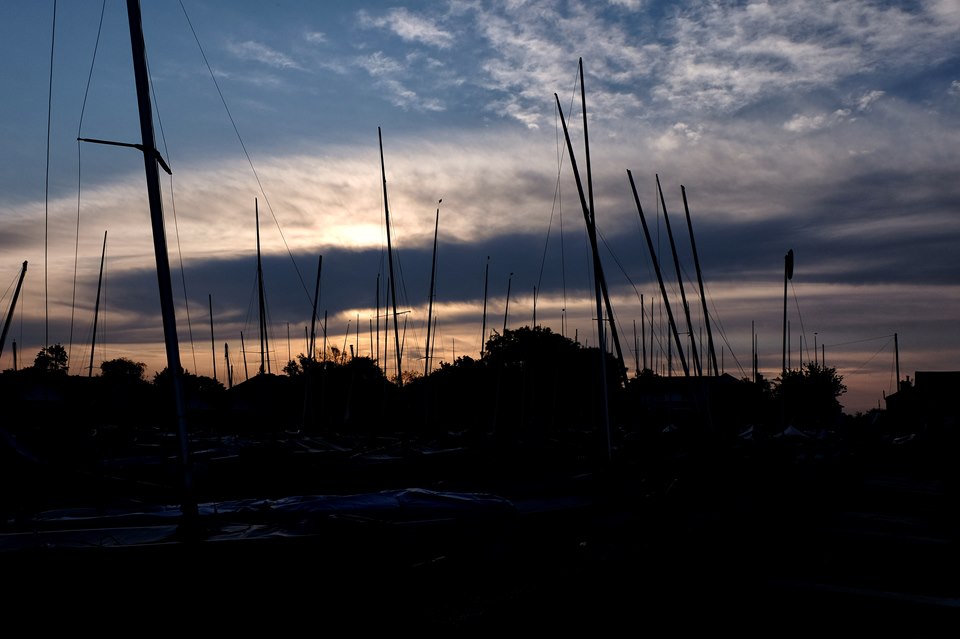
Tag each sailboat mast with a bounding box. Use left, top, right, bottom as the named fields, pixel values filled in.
left=480, top=256, right=489, bottom=356
left=554, top=91, right=612, bottom=460
left=782, top=249, right=794, bottom=375
left=681, top=185, right=718, bottom=376
left=657, top=175, right=701, bottom=377
left=125, top=0, right=194, bottom=518
left=224, top=342, right=232, bottom=388
left=627, top=170, right=689, bottom=377
left=895, top=332, right=900, bottom=391
left=578, top=58, right=628, bottom=388
left=208, top=293, right=216, bottom=382
left=240, top=330, right=249, bottom=381
left=89, top=231, right=107, bottom=377
left=256, top=199, right=269, bottom=375
left=424, top=199, right=441, bottom=377
left=309, top=255, right=322, bottom=361
left=1, top=261, right=28, bottom=361
left=378, top=127, right=403, bottom=385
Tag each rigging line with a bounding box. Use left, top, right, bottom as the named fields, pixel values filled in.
left=44, top=0, right=58, bottom=348
left=2, top=270, right=19, bottom=304
left=550, top=97, right=569, bottom=335
left=70, top=0, right=106, bottom=373
left=536, top=173, right=560, bottom=297
left=703, top=288, right=747, bottom=378
left=539, top=76, right=574, bottom=302
left=846, top=336, right=894, bottom=377
left=888, top=351, right=897, bottom=397
left=825, top=334, right=896, bottom=348
left=789, top=280, right=807, bottom=360
left=144, top=46, right=199, bottom=373
left=595, top=225, right=643, bottom=306
left=178, top=0, right=312, bottom=307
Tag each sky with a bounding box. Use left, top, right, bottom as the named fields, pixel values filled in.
left=1, top=0, right=958, bottom=415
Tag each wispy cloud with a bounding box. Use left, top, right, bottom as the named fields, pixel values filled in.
left=783, top=109, right=850, bottom=133
left=357, top=8, right=455, bottom=48
left=357, top=52, right=446, bottom=111
left=226, top=40, right=304, bottom=71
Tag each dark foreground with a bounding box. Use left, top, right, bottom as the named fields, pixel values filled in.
left=3, top=428, right=959, bottom=634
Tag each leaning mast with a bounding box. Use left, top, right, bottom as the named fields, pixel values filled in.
left=379, top=127, right=403, bottom=386
left=125, top=0, right=195, bottom=520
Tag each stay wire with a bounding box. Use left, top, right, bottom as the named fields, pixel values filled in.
left=70, top=0, right=106, bottom=373
left=178, top=0, right=312, bottom=309
left=846, top=336, right=894, bottom=377
left=790, top=281, right=807, bottom=364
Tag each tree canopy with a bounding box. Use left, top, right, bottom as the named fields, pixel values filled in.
left=33, top=343, right=68, bottom=373
left=774, top=361, right=847, bottom=427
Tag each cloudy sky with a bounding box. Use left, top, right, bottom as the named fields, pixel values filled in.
left=1, top=0, right=958, bottom=414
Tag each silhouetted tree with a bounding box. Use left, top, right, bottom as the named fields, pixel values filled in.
left=482, top=326, right=581, bottom=368
left=33, top=343, right=68, bottom=373
left=153, top=367, right=225, bottom=396
left=283, top=358, right=302, bottom=376
left=100, top=357, right=147, bottom=383
left=774, top=362, right=847, bottom=428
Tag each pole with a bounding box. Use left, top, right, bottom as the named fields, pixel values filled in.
left=209, top=293, right=217, bottom=382
left=503, top=272, right=513, bottom=333
left=894, top=332, right=900, bottom=391
left=240, top=330, right=249, bottom=381
left=481, top=256, right=489, bottom=356
left=89, top=232, right=107, bottom=377
left=224, top=342, right=232, bottom=388
left=556, top=91, right=613, bottom=459
left=657, top=175, right=701, bottom=377
left=379, top=127, right=403, bottom=385
left=125, top=0, right=195, bottom=520
left=1, top=261, right=27, bottom=361
left=627, top=170, right=689, bottom=377
left=309, top=255, right=321, bottom=361
left=425, top=199, right=441, bottom=377
left=681, top=185, right=718, bottom=376
left=256, top=199, right=268, bottom=375
left=782, top=249, right=794, bottom=376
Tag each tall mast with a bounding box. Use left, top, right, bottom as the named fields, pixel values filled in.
left=641, top=293, right=646, bottom=371
left=125, top=0, right=195, bottom=519
left=576, top=59, right=628, bottom=386
left=88, top=231, right=107, bottom=377
left=224, top=342, right=232, bottom=388
left=424, top=199, right=441, bottom=377
left=208, top=293, right=216, bottom=382
left=309, top=255, right=322, bottom=361
left=256, top=199, right=270, bottom=375
left=681, top=185, right=718, bottom=376
left=503, top=272, right=513, bottom=333
left=480, top=256, right=489, bottom=356
left=782, top=249, right=794, bottom=376
left=240, top=330, right=249, bottom=381
left=894, top=332, right=900, bottom=391
left=1, top=261, right=28, bottom=361
left=379, top=127, right=403, bottom=385
left=554, top=89, right=612, bottom=460
left=627, top=170, right=689, bottom=377
left=657, top=175, right=701, bottom=377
